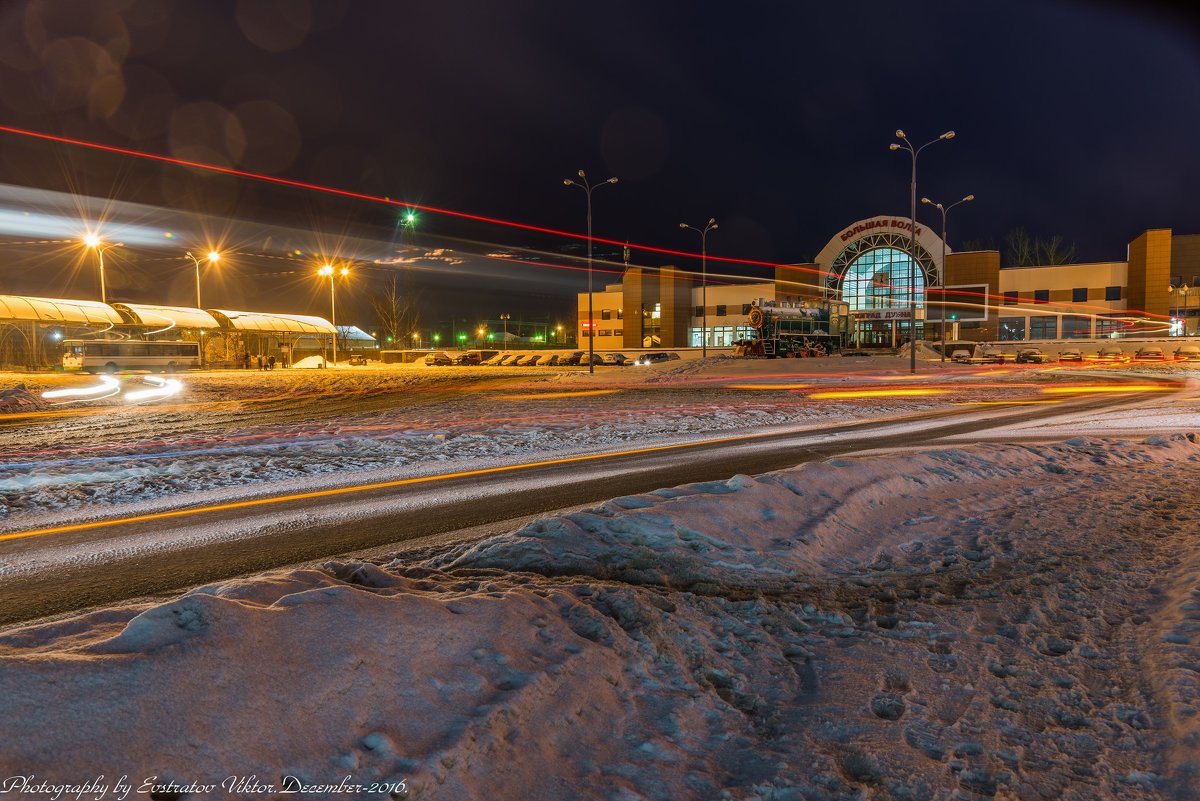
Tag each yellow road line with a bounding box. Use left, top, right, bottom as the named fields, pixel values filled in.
left=0, top=434, right=742, bottom=543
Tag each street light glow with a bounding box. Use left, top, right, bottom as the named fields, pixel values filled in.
left=207, top=250, right=220, bottom=263
left=319, top=264, right=333, bottom=277
left=83, top=234, right=100, bottom=248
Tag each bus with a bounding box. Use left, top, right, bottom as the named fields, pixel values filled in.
left=62, top=340, right=201, bottom=373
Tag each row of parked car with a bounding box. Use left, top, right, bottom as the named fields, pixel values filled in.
left=424, top=351, right=682, bottom=367
left=951, top=344, right=1200, bottom=365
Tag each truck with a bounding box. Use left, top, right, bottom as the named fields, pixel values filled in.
left=741, top=299, right=850, bottom=357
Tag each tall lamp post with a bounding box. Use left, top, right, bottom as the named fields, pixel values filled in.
left=920, top=195, right=974, bottom=362
left=563, top=170, right=618, bottom=374
left=82, top=235, right=124, bottom=305
left=318, top=263, right=349, bottom=366
left=679, top=218, right=718, bottom=357
left=890, top=129, right=955, bottom=374
left=500, top=313, right=511, bottom=351
left=186, top=250, right=220, bottom=367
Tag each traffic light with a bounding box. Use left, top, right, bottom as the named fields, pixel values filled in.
left=949, top=313, right=958, bottom=321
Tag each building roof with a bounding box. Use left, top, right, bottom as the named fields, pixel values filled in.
left=0, top=294, right=123, bottom=325
left=208, top=309, right=336, bottom=335
left=341, top=325, right=377, bottom=343
left=111, top=303, right=221, bottom=331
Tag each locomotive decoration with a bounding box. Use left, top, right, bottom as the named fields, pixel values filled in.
left=739, top=299, right=850, bottom=357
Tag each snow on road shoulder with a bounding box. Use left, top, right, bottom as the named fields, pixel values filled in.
left=2, top=435, right=1199, bottom=799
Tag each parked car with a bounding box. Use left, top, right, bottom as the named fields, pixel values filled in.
left=1175, top=344, right=1200, bottom=361
left=482, top=353, right=507, bottom=366
left=841, top=349, right=872, bottom=357
left=950, top=349, right=973, bottom=363
left=667, top=352, right=681, bottom=360
left=1134, top=345, right=1167, bottom=361
left=635, top=352, right=671, bottom=365
left=499, top=353, right=522, bottom=366
left=515, top=353, right=541, bottom=366
left=1094, top=346, right=1129, bottom=363
left=423, top=352, right=452, bottom=366
left=535, top=353, right=559, bottom=366
left=979, top=347, right=1011, bottom=364
left=1058, top=348, right=1085, bottom=362
left=1015, top=347, right=1054, bottom=364
left=451, top=352, right=481, bottom=365
left=347, top=354, right=368, bottom=366
left=560, top=351, right=585, bottom=366
left=602, top=353, right=629, bottom=366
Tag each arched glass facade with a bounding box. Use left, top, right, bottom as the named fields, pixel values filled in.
left=841, top=247, right=925, bottom=311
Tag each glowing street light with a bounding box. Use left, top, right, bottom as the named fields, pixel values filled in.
left=412, top=331, right=421, bottom=349
left=318, top=263, right=350, bottom=366
left=499, top=313, right=511, bottom=351
left=563, top=169, right=618, bottom=374
left=185, top=249, right=221, bottom=368
left=920, top=194, right=974, bottom=361
left=82, top=235, right=124, bottom=304
left=679, top=218, right=718, bottom=358
left=890, top=129, right=955, bottom=374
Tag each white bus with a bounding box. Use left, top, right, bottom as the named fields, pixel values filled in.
left=62, top=340, right=201, bottom=373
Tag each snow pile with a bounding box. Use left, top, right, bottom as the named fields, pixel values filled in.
left=2, top=436, right=1199, bottom=799
left=0, top=382, right=46, bottom=412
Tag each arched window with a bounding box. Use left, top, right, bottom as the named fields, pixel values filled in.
left=841, top=247, right=924, bottom=311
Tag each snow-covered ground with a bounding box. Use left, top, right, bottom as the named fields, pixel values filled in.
left=1, top=359, right=1199, bottom=800
left=0, top=357, right=1175, bottom=529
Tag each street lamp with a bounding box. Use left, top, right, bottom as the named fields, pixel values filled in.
left=555, top=324, right=563, bottom=344
left=82, top=235, right=124, bottom=304
left=499, top=313, right=511, bottom=351
left=185, top=250, right=220, bottom=368
left=890, top=129, right=955, bottom=373
left=920, top=194, right=974, bottom=362
left=679, top=218, right=718, bottom=357
left=563, top=170, right=618, bottom=374
left=412, top=331, right=421, bottom=349
left=318, top=263, right=349, bottom=366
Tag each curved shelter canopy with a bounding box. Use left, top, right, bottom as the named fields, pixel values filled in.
left=210, top=309, right=335, bottom=335
left=0, top=294, right=123, bottom=326
left=111, top=303, right=221, bottom=330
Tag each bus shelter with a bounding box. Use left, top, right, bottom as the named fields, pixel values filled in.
left=208, top=309, right=336, bottom=368
left=0, top=294, right=124, bottom=369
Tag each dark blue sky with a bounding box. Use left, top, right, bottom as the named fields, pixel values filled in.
left=0, top=0, right=1197, bottom=319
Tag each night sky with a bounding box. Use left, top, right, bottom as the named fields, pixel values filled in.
left=0, top=0, right=1197, bottom=328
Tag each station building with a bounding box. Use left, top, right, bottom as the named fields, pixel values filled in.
left=578, top=217, right=1200, bottom=349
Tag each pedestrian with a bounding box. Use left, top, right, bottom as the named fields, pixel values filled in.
left=257, top=355, right=264, bottom=371
left=241, top=352, right=250, bottom=369
left=268, top=354, right=276, bottom=370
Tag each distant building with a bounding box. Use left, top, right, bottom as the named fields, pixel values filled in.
left=578, top=217, right=1200, bottom=347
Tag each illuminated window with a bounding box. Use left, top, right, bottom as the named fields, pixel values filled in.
left=841, top=248, right=922, bottom=312
left=617, top=309, right=624, bottom=319
left=999, top=317, right=1025, bottom=340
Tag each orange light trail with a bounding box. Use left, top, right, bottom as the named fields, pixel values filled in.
left=496, top=389, right=620, bottom=400
left=808, top=389, right=949, bottom=399
left=1040, top=384, right=1174, bottom=395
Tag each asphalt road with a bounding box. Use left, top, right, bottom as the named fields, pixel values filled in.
left=0, top=385, right=1176, bottom=628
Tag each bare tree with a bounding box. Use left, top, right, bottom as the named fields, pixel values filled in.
left=1036, top=234, right=1077, bottom=265
left=370, top=276, right=421, bottom=348
left=1004, top=228, right=1035, bottom=267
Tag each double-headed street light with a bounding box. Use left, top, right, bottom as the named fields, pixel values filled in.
left=499, top=313, right=511, bottom=351
left=318, top=263, right=349, bottom=366
left=679, top=218, right=718, bottom=358
left=563, top=170, right=618, bottom=374
left=82, top=235, right=124, bottom=305
left=186, top=250, right=221, bottom=368
left=890, top=129, right=955, bottom=373
left=920, top=195, right=974, bottom=361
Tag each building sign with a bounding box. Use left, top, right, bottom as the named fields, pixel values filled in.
left=840, top=219, right=923, bottom=243
left=852, top=308, right=925, bottom=321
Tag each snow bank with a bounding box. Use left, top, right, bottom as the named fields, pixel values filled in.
left=2, top=435, right=1199, bottom=799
